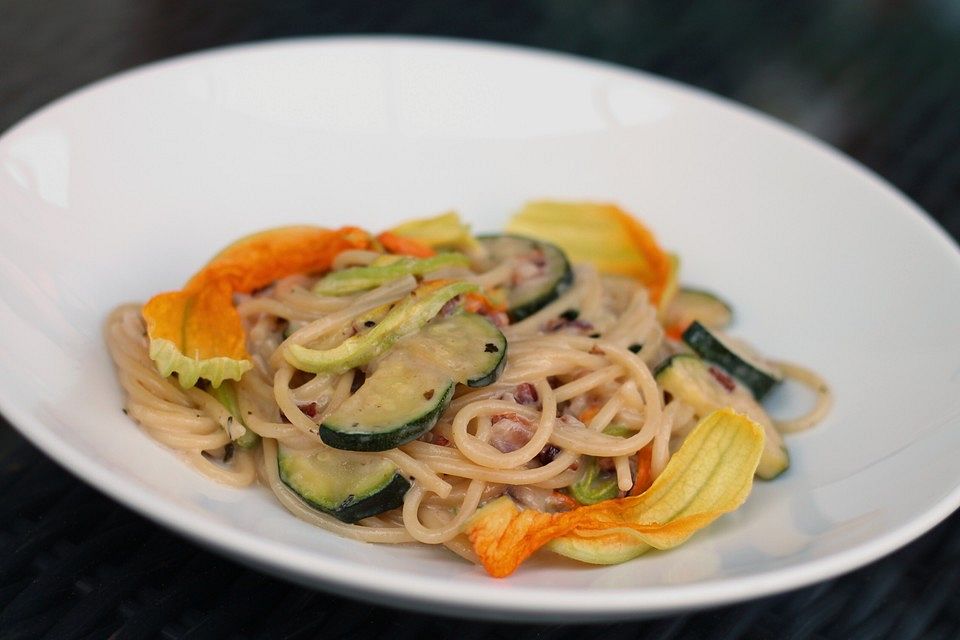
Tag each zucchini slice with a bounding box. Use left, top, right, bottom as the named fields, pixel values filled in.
left=321, top=312, right=507, bottom=451
left=278, top=445, right=410, bottom=523
left=663, top=288, right=733, bottom=329
left=477, top=234, right=573, bottom=321
left=407, top=311, right=507, bottom=387
left=682, top=321, right=782, bottom=400
left=655, top=354, right=788, bottom=480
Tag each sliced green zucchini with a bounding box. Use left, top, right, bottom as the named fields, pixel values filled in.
left=313, top=253, right=470, bottom=296
left=682, top=321, right=782, bottom=400
left=285, top=280, right=477, bottom=375
left=655, top=354, right=788, bottom=480
left=321, top=312, right=507, bottom=451
left=406, top=311, right=507, bottom=387
left=477, top=234, right=573, bottom=321
left=321, top=359, right=455, bottom=451
left=568, top=456, right=619, bottom=505
left=663, top=288, right=733, bottom=330
left=278, top=445, right=410, bottom=523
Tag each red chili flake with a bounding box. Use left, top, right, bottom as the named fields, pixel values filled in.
left=432, top=434, right=451, bottom=447
left=708, top=366, right=736, bottom=392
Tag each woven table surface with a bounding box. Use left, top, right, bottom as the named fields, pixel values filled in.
left=2, top=1, right=959, bottom=638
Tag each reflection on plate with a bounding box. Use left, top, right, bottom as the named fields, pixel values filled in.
left=0, top=37, right=958, bottom=621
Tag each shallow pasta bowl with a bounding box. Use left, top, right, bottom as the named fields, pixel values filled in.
left=1, top=37, right=959, bottom=621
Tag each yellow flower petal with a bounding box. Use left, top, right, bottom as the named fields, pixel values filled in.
left=507, top=201, right=672, bottom=304
left=386, top=211, right=480, bottom=253
left=465, top=408, right=764, bottom=577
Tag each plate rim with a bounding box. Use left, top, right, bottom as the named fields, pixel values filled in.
left=2, top=34, right=960, bottom=621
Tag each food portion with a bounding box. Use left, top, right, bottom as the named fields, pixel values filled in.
left=105, top=200, right=832, bottom=576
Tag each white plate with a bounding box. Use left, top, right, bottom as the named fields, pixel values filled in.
left=1, top=37, right=959, bottom=622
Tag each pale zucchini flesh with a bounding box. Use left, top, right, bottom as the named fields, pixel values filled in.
left=403, top=311, right=507, bottom=387
left=655, top=354, right=789, bottom=479
left=320, top=358, right=455, bottom=451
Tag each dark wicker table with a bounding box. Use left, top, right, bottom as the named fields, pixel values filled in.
left=3, top=1, right=959, bottom=638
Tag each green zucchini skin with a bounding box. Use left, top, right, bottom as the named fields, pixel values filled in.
left=468, top=343, right=507, bottom=388
left=681, top=321, right=782, bottom=400
left=320, top=381, right=454, bottom=452
left=277, top=446, right=411, bottom=523
left=477, top=234, right=574, bottom=322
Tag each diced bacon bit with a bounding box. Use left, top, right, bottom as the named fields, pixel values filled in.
left=514, top=382, right=539, bottom=406
left=537, top=444, right=561, bottom=465
left=298, top=402, right=318, bottom=418
left=489, top=413, right=536, bottom=453
left=708, top=366, right=736, bottom=392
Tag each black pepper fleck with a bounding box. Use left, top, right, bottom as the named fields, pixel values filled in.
left=484, top=343, right=499, bottom=353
